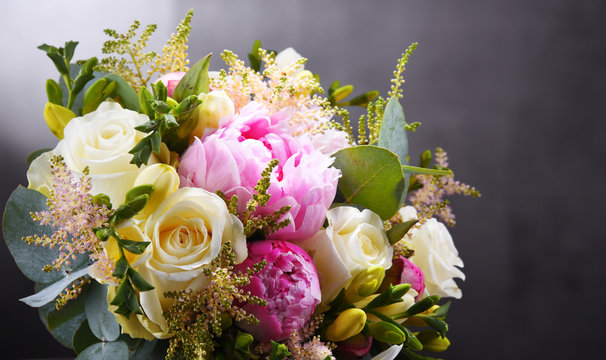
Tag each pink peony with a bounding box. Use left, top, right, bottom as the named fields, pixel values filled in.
left=156, top=71, right=185, bottom=98
left=235, top=240, right=321, bottom=342
left=178, top=102, right=340, bottom=242
left=382, top=256, right=425, bottom=300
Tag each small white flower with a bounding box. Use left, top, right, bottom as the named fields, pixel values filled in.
left=275, top=47, right=305, bottom=75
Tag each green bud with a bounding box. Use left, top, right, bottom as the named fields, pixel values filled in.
left=416, top=330, right=451, bottom=352
left=331, top=85, right=353, bottom=103
left=91, top=193, right=112, bottom=209
left=368, top=321, right=406, bottom=345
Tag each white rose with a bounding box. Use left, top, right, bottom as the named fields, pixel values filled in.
left=302, top=206, right=393, bottom=305
left=126, top=187, right=247, bottom=338
left=27, top=101, right=164, bottom=206
left=399, top=206, right=465, bottom=299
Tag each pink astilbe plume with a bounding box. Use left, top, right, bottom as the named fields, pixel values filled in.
left=407, top=148, right=480, bottom=226
left=24, top=155, right=113, bottom=278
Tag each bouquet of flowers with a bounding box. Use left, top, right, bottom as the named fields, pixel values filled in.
left=3, top=10, right=479, bottom=360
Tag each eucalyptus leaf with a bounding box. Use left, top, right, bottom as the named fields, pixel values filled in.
left=76, top=340, right=129, bottom=360
left=3, top=186, right=75, bottom=283
left=173, top=54, right=211, bottom=102
left=332, top=145, right=406, bottom=220
left=47, top=286, right=87, bottom=330
left=85, top=282, right=120, bottom=342
left=20, top=266, right=90, bottom=307
left=39, top=300, right=86, bottom=349
left=73, top=320, right=100, bottom=355
left=378, top=97, right=408, bottom=166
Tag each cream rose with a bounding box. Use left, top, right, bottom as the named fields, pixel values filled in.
left=27, top=101, right=166, bottom=206
left=399, top=206, right=465, bottom=299
left=121, top=187, right=246, bottom=338
left=302, top=206, right=393, bottom=305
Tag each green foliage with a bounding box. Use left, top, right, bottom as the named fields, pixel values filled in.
left=247, top=39, right=276, bottom=73
left=269, top=341, right=290, bottom=360
left=3, top=186, right=88, bottom=284
left=90, top=185, right=155, bottom=318
left=84, top=282, right=120, bottom=342
left=98, top=10, right=194, bottom=90
left=129, top=79, right=202, bottom=166
left=38, top=41, right=98, bottom=112
left=388, top=42, right=418, bottom=100
left=219, top=160, right=292, bottom=237
left=328, top=80, right=379, bottom=107
left=75, top=340, right=130, bottom=360
left=73, top=320, right=100, bottom=354
left=387, top=219, right=418, bottom=245
left=332, top=145, right=406, bottom=220
left=38, top=296, right=86, bottom=349
left=173, top=54, right=211, bottom=102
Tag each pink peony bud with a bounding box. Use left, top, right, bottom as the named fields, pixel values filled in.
left=381, top=256, right=425, bottom=300
left=235, top=240, right=321, bottom=343
left=156, top=71, right=186, bottom=98
left=335, top=334, right=373, bottom=358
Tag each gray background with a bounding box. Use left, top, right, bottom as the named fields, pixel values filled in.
left=1, top=0, right=604, bottom=358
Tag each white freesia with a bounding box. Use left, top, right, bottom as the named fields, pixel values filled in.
left=275, top=47, right=304, bottom=75
left=399, top=206, right=465, bottom=298
left=370, top=344, right=404, bottom=360
left=302, top=206, right=393, bottom=306
left=27, top=101, right=166, bottom=206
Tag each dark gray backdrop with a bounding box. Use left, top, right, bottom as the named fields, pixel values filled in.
left=1, top=0, right=604, bottom=358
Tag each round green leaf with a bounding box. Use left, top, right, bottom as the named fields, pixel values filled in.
left=73, top=320, right=100, bottom=355
left=3, top=186, right=62, bottom=284
left=39, top=299, right=86, bottom=349
left=76, top=340, right=129, bottom=360
left=85, top=282, right=120, bottom=342
left=332, top=145, right=406, bottom=220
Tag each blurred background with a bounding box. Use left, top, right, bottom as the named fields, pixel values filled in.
left=1, top=0, right=605, bottom=359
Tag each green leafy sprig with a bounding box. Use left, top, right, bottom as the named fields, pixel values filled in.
left=92, top=185, right=156, bottom=318
left=129, top=81, right=201, bottom=166
left=38, top=41, right=98, bottom=111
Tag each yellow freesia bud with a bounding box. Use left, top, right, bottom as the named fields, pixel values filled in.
left=43, top=102, right=76, bottom=139
left=423, top=335, right=450, bottom=352
left=353, top=294, right=379, bottom=309
left=325, top=308, right=367, bottom=342
left=133, top=164, right=180, bottom=220
left=345, top=266, right=385, bottom=303
left=402, top=305, right=440, bottom=327
left=191, top=90, right=234, bottom=139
